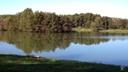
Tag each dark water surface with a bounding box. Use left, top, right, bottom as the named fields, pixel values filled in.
left=0, top=31, right=128, bottom=66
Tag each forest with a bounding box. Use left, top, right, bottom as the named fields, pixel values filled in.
left=0, top=8, right=128, bottom=33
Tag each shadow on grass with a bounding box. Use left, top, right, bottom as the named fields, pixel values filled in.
left=0, top=54, right=128, bottom=72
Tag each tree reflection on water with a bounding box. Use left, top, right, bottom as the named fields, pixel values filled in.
left=0, top=31, right=113, bottom=54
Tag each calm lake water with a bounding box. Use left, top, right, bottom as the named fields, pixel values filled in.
left=0, top=31, right=128, bottom=66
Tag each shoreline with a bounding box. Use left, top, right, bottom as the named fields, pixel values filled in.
left=0, top=54, right=128, bottom=72
left=99, top=29, right=128, bottom=33
left=72, top=28, right=128, bottom=33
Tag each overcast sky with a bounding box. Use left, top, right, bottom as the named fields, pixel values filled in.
left=0, top=0, right=128, bottom=18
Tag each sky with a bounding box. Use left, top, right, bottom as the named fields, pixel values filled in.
left=0, top=0, right=128, bottom=18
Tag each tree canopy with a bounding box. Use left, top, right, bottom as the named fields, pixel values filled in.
left=0, top=8, right=128, bottom=33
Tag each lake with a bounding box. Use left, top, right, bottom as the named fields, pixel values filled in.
left=0, top=31, right=128, bottom=66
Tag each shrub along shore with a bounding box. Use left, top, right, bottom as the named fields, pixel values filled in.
left=0, top=54, right=128, bottom=72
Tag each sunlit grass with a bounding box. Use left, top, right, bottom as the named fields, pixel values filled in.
left=72, top=28, right=93, bottom=32
left=100, top=29, right=128, bottom=33
left=0, top=54, right=128, bottom=72
left=72, top=28, right=128, bottom=33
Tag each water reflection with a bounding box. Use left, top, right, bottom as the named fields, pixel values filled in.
left=0, top=31, right=111, bottom=54
left=1, top=31, right=128, bottom=66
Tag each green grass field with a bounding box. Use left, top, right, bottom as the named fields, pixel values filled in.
left=0, top=54, right=128, bottom=72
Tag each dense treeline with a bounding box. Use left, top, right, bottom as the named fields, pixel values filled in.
left=0, top=8, right=128, bottom=32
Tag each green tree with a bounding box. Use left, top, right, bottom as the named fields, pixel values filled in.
left=1, top=8, right=128, bottom=32
left=0, top=16, right=4, bottom=31
left=19, top=8, right=34, bottom=31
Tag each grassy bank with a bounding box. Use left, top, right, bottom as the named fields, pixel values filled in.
left=72, top=28, right=128, bottom=33
left=72, top=28, right=93, bottom=32
left=0, top=54, right=128, bottom=72
left=99, top=29, right=128, bottom=33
